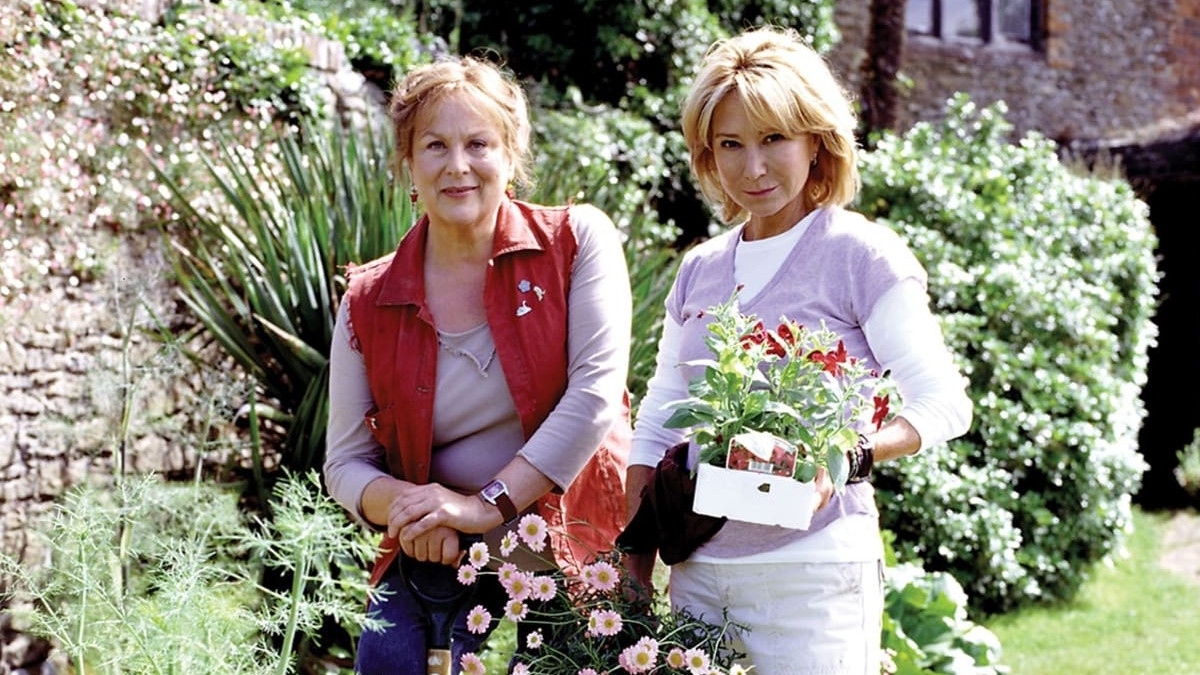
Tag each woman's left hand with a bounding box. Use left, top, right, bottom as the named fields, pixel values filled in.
left=387, top=482, right=488, bottom=543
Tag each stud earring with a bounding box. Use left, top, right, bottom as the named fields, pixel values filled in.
left=810, top=154, right=818, bottom=168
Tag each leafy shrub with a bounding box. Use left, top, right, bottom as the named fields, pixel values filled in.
left=245, top=0, right=437, bottom=86
left=438, top=0, right=840, bottom=248
left=857, top=95, right=1158, bottom=613
left=531, top=97, right=684, bottom=402
left=1174, top=428, right=1200, bottom=500
left=157, top=120, right=414, bottom=478
left=0, top=0, right=334, bottom=301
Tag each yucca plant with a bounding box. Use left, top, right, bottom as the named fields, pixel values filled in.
left=155, top=119, right=413, bottom=480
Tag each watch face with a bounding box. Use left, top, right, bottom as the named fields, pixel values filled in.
left=482, top=480, right=507, bottom=501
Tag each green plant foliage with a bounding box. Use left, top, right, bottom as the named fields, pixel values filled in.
left=883, top=563, right=1008, bottom=674
left=857, top=94, right=1159, bottom=613
left=156, top=120, right=414, bottom=477
left=0, top=477, right=265, bottom=674
left=706, top=0, right=840, bottom=53
left=1174, top=428, right=1200, bottom=500
left=0, top=472, right=379, bottom=675
left=0, top=0, right=332, bottom=304
left=250, top=0, right=436, bottom=83
left=239, top=471, right=384, bottom=674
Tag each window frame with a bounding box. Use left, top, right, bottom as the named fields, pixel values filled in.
left=907, top=0, right=1044, bottom=51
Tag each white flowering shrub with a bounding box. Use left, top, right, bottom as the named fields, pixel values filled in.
left=857, top=94, right=1158, bottom=613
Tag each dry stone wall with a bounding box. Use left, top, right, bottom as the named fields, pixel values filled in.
left=1, top=6, right=388, bottom=667
left=0, top=7, right=384, bottom=570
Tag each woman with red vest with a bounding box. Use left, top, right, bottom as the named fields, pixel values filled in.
left=323, top=54, right=632, bottom=674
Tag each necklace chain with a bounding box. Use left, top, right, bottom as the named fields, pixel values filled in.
left=437, top=338, right=497, bottom=376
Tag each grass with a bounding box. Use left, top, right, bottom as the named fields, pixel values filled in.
left=984, top=507, right=1200, bottom=675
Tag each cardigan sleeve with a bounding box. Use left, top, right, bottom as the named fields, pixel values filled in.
left=323, top=300, right=390, bottom=523
left=515, top=204, right=633, bottom=489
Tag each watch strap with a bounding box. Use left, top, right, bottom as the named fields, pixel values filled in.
left=480, top=480, right=519, bottom=526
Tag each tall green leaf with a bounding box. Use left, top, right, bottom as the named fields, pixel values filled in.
left=155, top=120, right=412, bottom=477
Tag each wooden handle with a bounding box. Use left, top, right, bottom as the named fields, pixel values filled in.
left=427, top=648, right=453, bottom=675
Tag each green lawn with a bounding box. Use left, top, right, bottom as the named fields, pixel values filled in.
left=984, top=507, right=1200, bottom=675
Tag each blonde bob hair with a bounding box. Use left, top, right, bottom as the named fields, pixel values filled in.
left=389, top=54, right=533, bottom=190
left=681, top=26, right=860, bottom=224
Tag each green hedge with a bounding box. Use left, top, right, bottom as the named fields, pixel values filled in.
left=857, top=95, right=1158, bottom=613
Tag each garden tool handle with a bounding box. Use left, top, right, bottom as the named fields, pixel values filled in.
left=399, top=533, right=484, bottom=674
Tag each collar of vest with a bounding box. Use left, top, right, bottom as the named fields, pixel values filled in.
left=376, top=198, right=550, bottom=306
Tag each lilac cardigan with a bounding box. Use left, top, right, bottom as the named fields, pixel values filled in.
left=665, top=207, right=927, bottom=558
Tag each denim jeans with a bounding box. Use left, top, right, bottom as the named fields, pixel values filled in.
left=355, top=559, right=507, bottom=675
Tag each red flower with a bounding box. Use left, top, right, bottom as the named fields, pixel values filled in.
left=739, top=321, right=767, bottom=350
left=764, top=333, right=787, bottom=358
left=872, top=394, right=891, bottom=430
left=776, top=323, right=797, bottom=346
left=807, top=340, right=848, bottom=376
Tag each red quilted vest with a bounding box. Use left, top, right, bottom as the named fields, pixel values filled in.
left=344, top=199, right=630, bottom=584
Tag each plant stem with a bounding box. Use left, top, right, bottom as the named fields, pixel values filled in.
left=275, top=544, right=311, bottom=675
left=74, top=534, right=88, bottom=674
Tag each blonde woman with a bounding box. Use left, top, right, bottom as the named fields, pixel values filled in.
left=624, top=26, right=972, bottom=674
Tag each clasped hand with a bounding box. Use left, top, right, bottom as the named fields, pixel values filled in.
left=388, top=482, right=488, bottom=565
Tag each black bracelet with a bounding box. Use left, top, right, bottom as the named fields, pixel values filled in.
left=848, top=433, right=875, bottom=482
left=845, top=443, right=861, bottom=478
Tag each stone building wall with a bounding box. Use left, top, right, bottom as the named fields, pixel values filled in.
left=830, top=0, right=1199, bottom=143
left=0, top=6, right=381, bottom=571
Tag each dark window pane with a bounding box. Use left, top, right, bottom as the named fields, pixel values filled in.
left=998, top=0, right=1032, bottom=42
left=945, top=0, right=982, bottom=40
left=905, top=0, right=935, bottom=35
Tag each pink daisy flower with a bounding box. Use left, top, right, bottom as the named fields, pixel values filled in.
left=517, top=513, right=549, bottom=552
left=586, top=608, right=623, bottom=637
left=465, top=606, right=492, bottom=634
left=684, top=648, right=710, bottom=674
left=460, top=652, right=486, bottom=675
left=498, top=562, right=520, bottom=584
left=457, top=565, right=478, bottom=585
left=525, top=630, right=544, bottom=650
left=504, top=598, right=529, bottom=622
left=530, top=574, right=558, bottom=601
left=501, top=570, right=533, bottom=601
left=500, top=530, right=519, bottom=557
left=619, top=640, right=657, bottom=674
left=467, top=541, right=490, bottom=568
left=582, top=561, right=620, bottom=592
